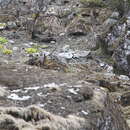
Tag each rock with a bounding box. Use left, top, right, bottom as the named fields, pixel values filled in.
left=68, top=88, right=78, bottom=95
left=66, top=17, right=90, bottom=36
left=7, top=22, right=17, bottom=30
left=58, top=52, right=73, bottom=60
left=13, top=47, right=18, bottom=51
left=118, top=75, right=130, bottom=81
left=9, top=40, right=15, bottom=44
left=73, top=50, right=91, bottom=58
left=0, top=87, right=8, bottom=97
left=107, top=65, right=113, bottom=73
left=127, top=17, right=130, bottom=28
left=44, top=83, right=61, bottom=92
left=62, top=45, right=71, bottom=52
left=103, top=18, right=117, bottom=26
left=30, top=15, right=64, bottom=40
left=120, top=91, right=130, bottom=106
left=55, top=45, right=91, bottom=63
left=110, top=12, right=119, bottom=19
left=79, top=86, right=93, bottom=100
left=98, top=80, right=117, bottom=92
left=50, top=40, right=56, bottom=44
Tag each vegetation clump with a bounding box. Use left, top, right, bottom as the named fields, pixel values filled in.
left=25, top=48, right=38, bottom=54
left=2, top=49, right=13, bottom=55
left=0, top=45, right=4, bottom=49
left=0, top=37, right=8, bottom=44
left=0, top=23, right=6, bottom=29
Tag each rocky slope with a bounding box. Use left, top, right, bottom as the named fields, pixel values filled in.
left=0, top=0, right=130, bottom=130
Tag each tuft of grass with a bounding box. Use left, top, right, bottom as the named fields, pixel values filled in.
left=0, top=23, right=6, bottom=27
left=25, top=48, right=38, bottom=54
left=0, top=37, right=8, bottom=44
left=0, top=45, right=4, bottom=49
left=3, top=49, right=13, bottom=55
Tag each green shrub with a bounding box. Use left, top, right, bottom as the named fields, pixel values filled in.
left=0, top=23, right=6, bottom=28
left=25, top=48, right=38, bottom=54
left=0, top=37, right=8, bottom=44
left=3, top=49, right=13, bottom=55
left=0, top=45, right=4, bottom=49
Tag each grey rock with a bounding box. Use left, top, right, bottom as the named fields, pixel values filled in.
left=73, top=50, right=90, bottom=58
left=7, top=22, right=17, bottom=30
left=58, top=52, right=73, bottom=60
left=104, top=18, right=117, bottom=26
left=0, top=87, right=8, bottom=97
left=110, top=12, right=119, bottom=19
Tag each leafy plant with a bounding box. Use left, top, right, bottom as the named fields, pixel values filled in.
left=0, top=23, right=6, bottom=28
left=25, top=48, right=38, bottom=54
left=3, top=49, right=13, bottom=55
left=0, top=37, right=8, bottom=44
left=0, top=45, right=4, bottom=49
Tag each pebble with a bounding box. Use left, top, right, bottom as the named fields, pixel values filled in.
left=50, top=41, right=56, bottom=44
left=9, top=40, right=15, bottom=44
left=68, top=88, right=78, bottom=95
left=81, top=110, right=88, bottom=115
left=13, top=47, right=18, bottom=51
left=58, top=52, right=73, bottom=59
left=73, top=50, right=90, bottom=58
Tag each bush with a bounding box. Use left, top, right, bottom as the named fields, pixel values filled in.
left=25, top=48, right=38, bottom=54
left=3, top=49, right=13, bottom=55
left=0, top=37, right=8, bottom=44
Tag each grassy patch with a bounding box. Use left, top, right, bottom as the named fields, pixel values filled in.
left=3, top=49, right=13, bottom=55
left=0, top=37, right=8, bottom=44
left=0, top=23, right=6, bottom=27
left=25, top=48, right=38, bottom=54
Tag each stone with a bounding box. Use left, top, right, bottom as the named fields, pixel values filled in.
left=128, top=45, right=130, bottom=50
left=58, top=52, right=73, bottom=60
left=7, top=22, right=17, bottom=30
left=66, top=17, right=90, bottom=36
left=0, top=87, right=8, bottom=97
left=127, top=17, right=130, bottom=28
left=62, top=45, right=71, bottom=52
left=120, top=91, right=130, bottom=106
left=13, top=47, right=18, bottom=51
left=103, top=18, right=117, bottom=26
left=118, top=75, right=130, bottom=81
left=110, top=12, right=119, bottom=19
left=73, top=50, right=90, bottom=58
